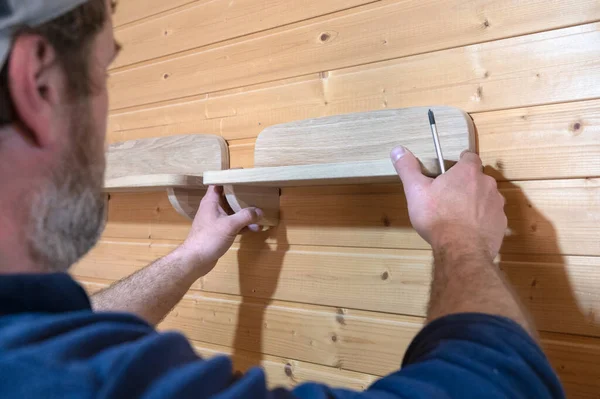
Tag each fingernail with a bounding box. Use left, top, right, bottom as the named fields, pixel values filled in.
left=248, top=224, right=262, bottom=232
left=390, top=146, right=407, bottom=162
left=254, top=208, right=264, bottom=218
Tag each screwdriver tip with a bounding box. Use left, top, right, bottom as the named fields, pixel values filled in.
left=428, top=109, right=436, bottom=125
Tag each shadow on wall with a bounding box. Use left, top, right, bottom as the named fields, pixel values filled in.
left=230, top=227, right=289, bottom=374
left=227, top=173, right=600, bottom=388
left=499, top=178, right=600, bottom=337
left=492, top=175, right=600, bottom=395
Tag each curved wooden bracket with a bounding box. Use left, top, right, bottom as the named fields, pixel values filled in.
left=167, top=188, right=207, bottom=221
left=167, top=186, right=280, bottom=227
left=224, top=185, right=280, bottom=227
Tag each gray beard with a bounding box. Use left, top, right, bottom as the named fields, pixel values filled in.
left=27, top=172, right=106, bottom=273
left=26, top=102, right=107, bottom=273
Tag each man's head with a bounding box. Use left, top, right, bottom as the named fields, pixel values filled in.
left=0, top=0, right=119, bottom=273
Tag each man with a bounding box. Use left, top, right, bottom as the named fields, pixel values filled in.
left=0, top=0, right=564, bottom=398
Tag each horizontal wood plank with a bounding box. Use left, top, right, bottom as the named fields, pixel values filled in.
left=81, top=278, right=420, bottom=376
left=542, top=332, right=600, bottom=398
left=475, top=100, right=600, bottom=180
left=107, top=28, right=600, bottom=182
left=79, top=278, right=600, bottom=397
left=74, top=240, right=433, bottom=317
left=108, top=12, right=600, bottom=110
left=192, top=341, right=378, bottom=390
left=106, top=1, right=600, bottom=396
left=109, top=97, right=600, bottom=183
left=501, top=254, right=600, bottom=339
left=113, top=0, right=203, bottom=28
left=113, top=0, right=378, bottom=68
left=102, top=177, right=600, bottom=257
left=74, top=238, right=600, bottom=338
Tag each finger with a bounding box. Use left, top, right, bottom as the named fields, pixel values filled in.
left=226, top=207, right=264, bottom=233
left=390, top=146, right=432, bottom=190
left=202, top=185, right=222, bottom=204
left=459, top=151, right=483, bottom=169
left=499, top=192, right=506, bottom=206
left=218, top=189, right=234, bottom=216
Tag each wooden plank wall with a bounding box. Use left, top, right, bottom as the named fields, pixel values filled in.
left=73, top=0, right=600, bottom=396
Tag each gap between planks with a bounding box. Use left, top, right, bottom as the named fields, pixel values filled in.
left=74, top=238, right=600, bottom=340
left=108, top=20, right=600, bottom=111
left=107, top=24, right=600, bottom=149
left=112, top=0, right=384, bottom=69
left=77, top=276, right=600, bottom=398
left=102, top=177, right=600, bottom=257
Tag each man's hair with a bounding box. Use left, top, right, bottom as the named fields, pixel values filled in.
left=0, top=0, right=107, bottom=127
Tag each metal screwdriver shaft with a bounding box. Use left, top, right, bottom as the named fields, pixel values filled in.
left=428, top=109, right=446, bottom=174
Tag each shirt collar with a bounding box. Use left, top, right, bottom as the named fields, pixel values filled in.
left=0, top=273, right=91, bottom=316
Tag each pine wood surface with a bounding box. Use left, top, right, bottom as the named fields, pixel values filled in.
left=82, top=1, right=600, bottom=396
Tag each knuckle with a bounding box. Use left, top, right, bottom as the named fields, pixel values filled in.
left=240, top=208, right=256, bottom=222
left=485, top=175, right=498, bottom=188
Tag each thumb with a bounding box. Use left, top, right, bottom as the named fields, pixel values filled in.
left=225, top=207, right=264, bottom=233
left=390, top=146, right=432, bottom=190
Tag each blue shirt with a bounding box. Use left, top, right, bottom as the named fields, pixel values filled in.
left=0, top=273, right=565, bottom=398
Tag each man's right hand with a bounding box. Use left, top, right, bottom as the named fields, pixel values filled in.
left=390, top=146, right=507, bottom=259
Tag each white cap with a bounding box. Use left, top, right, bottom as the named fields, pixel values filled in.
left=0, top=0, right=88, bottom=68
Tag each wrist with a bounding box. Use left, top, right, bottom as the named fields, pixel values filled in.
left=429, top=223, right=493, bottom=262
left=171, top=245, right=216, bottom=280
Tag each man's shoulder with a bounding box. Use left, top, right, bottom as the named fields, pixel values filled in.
left=0, top=310, right=192, bottom=397
left=0, top=310, right=276, bottom=399
left=0, top=310, right=153, bottom=350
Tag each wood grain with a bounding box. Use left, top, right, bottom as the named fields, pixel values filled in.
left=192, top=342, right=378, bottom=390
left=254, top=107, right=474, bottom=168
left=113, top=0, right=377, bottom=68
left=223, top=99, right=600, bottom=181
left=108, top=25, right=600, bottom=155
left=105, top=174, right=204, bottom=192
left=107, top=8, right=600, bottom=110
left=501, top=254, right=600, bottom=339
left=80, top=278, right=421, bottom=376
left=105, top=134, right=228, bottom=191
left=79, top=278, right=600, bottom=397
left=205, top=159, right=406, bottom=187
left=475, top=100, right=600, bottom=180
left=73, top=238, right=600, bottom=339
left=229, top=139, right=256, bottom=169
left=205, top=106, right=473, bottom=186
left=101, top=1, right=600, bottom=395
left=542, top=332, right=600, bottom=398
left=113, top=0, right=204, bottom=28
left=73, top=240, right=433, bottom=317
left=101, top=178, right=600, bottom=256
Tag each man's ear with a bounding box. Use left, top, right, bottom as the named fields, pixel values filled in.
left=8, top=34, right=63, bottom=147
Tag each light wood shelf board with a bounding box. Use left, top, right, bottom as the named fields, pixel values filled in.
left=205, top=106, right=473, bottom=187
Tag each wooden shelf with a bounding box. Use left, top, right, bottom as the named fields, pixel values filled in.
left=204, top=158, right=448, bottom=187
left=104, top=134, right=228, bottom=192
left=206, top=106, right=473, bottom=189
left=103, top=107, right=472, bottom=226
left=103, top=134, right=229, bottom=221
left=104, top=174, right=204, bottom=192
